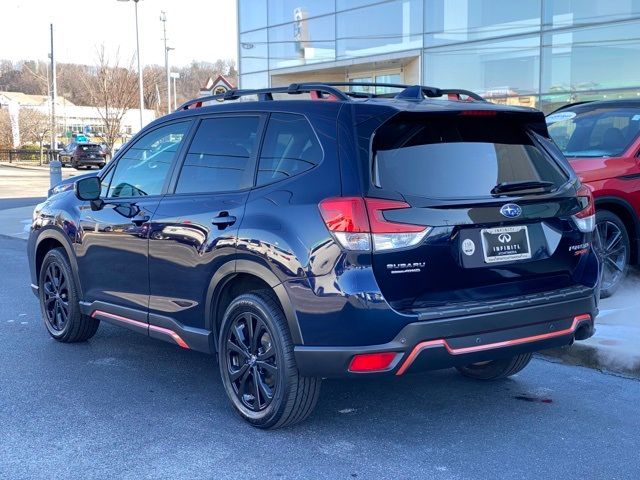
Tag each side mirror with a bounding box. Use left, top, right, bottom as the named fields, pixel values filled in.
left=75, top=176, right=101, bottom=201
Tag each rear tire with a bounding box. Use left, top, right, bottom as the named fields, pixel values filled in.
left=38, top=248, right=99, bottom=342
left=455, top=353, right=532, bottom=380
left=218, top=291, right=321, bottom=429
left=594, top=210, right=629, bottom=298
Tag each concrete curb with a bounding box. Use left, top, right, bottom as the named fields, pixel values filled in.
left=0, top=163, right=49, bottom=171
left=541, top=342, right=640, bottom=377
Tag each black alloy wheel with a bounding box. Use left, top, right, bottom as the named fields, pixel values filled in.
left=225, top=311, right=278, bottom=412
left=218, top=291, right=321, bottom=429
left=42, top=261, right=69, bottom=331
left=38, top=248, right=100, bottom=342
left=593, top=211, right=629, bottom=298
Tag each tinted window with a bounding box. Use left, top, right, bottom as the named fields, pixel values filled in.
left=547, top=107, right=640, bottom=157
left=372, top=115, right=568, bottom=200
left=107, top=122, right=189, bottom=198
left=257, top=113, right=322, bottom=186
left=175, top=116, right=260, bottom=194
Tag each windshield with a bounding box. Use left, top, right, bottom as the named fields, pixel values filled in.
left=547, top=107, right=640, bottom=158
left=372, top=115, right=568, bottom=200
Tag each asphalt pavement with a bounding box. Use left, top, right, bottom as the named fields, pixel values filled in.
left=1, top=236, right=639, bottom=480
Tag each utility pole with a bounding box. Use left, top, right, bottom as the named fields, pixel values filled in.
left=161, top=11, right=171, bottom=115
left=49, top=23, right=57, bottom=155
left=134, top=0, right=144, bottom=129
left=49, top=23, right=62, bottom=186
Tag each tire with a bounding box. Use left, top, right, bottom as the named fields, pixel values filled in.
left=455, top=353, right=533, bottom=380
left=594, top=210, right=630, bottom=298
left=218, top=291, right=321, bottom=429
left=38, top=248, right=99, bottom=342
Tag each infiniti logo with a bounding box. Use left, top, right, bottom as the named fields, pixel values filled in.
left=500, top=203, right=522, bottom=218
left=498, top=233, right=512, bottom=243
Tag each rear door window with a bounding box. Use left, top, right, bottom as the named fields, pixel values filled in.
left=256, top=113, right=322, bottom=186
left=372, top=114, right=568, bottom=200
left=175, top=116, right=260, bottom=194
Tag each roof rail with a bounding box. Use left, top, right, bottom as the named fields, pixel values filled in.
left=307, top=82, right=485, bottom=101
left=177, top=82, right=484, bottom=110
left=177, top=83, right=351, bottom=110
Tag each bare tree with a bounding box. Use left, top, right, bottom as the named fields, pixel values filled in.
left=81, top=47, right=138, bottom=156
left=0, top=109, right=13, bottom=149
left=19, top=108, right=51, bottom=164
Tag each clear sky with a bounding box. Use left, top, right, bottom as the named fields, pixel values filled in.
left=1, top=0, right=238, bottom=67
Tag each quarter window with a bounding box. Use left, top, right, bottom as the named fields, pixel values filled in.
left=107, top=122, right=190, bottom=198
left=175, top=116, right=260, bottom=194
left=256, top=113, right=322, bottom=186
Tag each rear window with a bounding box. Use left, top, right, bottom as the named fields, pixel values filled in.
left=372, top=115, right=568, bottom=200
left=547, top=107, right=640, bottom=157
left=78, top=144, right=101, bottom=151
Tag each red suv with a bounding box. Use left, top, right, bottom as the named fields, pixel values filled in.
left=547, top=100, right=640, bottom=297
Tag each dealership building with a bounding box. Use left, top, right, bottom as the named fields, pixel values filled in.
left=237, top=0, right=640, bottom=112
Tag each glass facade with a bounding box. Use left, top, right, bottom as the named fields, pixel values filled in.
left=238, top=0, right=640, bottom=111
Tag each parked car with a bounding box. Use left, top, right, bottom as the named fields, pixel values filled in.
left=28, top=83, right=599, bottom=429
left=59, top=142, right=107, bottom=169
left=547, top=100, right=640, bottom=297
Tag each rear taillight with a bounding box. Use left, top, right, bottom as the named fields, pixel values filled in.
left=348, top=352, right=399, bottom=373
left=573, top=184, right=596, bottom=233
left=318, top=197, right=431, bottom=251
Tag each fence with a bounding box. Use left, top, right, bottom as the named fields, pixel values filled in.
left=0, top=149, right=58, bottom=165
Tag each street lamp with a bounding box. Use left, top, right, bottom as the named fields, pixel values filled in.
left=117, top=0, right=145, bottom=131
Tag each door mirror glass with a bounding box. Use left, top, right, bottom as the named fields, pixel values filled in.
left=75, top=176, right=101, bottom=201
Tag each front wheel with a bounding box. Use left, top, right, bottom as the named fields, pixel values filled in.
left=38, top=248, right=99, bottom=342
left=218, top=291, right=321, bottom=429
left=455, top=353, right=532, bottom=380
left=594, top=210, right=630, bottom=298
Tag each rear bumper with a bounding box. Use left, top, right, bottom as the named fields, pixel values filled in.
left=75, top=157, right=105, bottom=165
left=294, top=293, right=597, bottom=378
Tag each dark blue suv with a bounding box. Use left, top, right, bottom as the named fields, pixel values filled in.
left=28, top=83, right=599, bottom=428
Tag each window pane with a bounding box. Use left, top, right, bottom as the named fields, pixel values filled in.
left=424, top=35, right=540, bottom=101
left=176, top=117, right=260, bottom=194
left=108, top=122, right=189, bottom=198
left=547, top=107, right=640, bottom=157
left=240, top=29, right=269, bottom=74
left=239, top=0, right=267, bottom=32
left=268, top=0, right=335, bottom=26
left=337, top=0, right=423, bottom=59
left=337, top=0, right=377, bottom=11
left=240, top=71, right=269, bottom=90
left=541, top=21, right=640, bottom=96
left=544, top=0, right=640, bottom=29
left=268, top=15, right=336, bottom=69
left=372, top=115, right=567, bottom=200
left=257, top=113, right=322, bottom=186
left=425, top=0, right=541, bottom=46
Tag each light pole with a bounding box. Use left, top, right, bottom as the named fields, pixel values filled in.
left=160, top=11, right=173, bottom=115
left=170, top=72, right=180, bottom=110
left=118, top=0, right=144, bottom=130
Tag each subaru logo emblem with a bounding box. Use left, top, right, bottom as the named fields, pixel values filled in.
left=500, top=204, right=522, bottom=218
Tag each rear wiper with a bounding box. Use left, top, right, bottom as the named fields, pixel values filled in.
left=491, top=181, right=555, bottom=195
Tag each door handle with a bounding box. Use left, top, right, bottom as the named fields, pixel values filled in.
left=131, top=215, right=150, bottom=226
left=211, top=212, right=237, bottom=229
